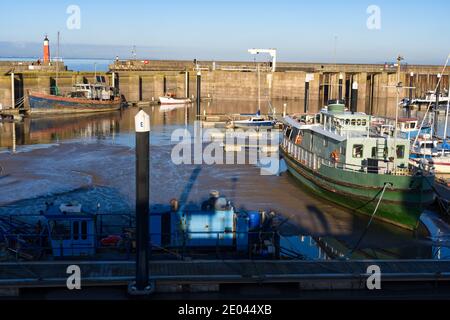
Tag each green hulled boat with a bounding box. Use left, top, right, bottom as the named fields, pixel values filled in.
left=281, top=100, right=435, bottom=231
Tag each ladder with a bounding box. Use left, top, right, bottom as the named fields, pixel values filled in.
left=376, top=139, right=386, bottom=159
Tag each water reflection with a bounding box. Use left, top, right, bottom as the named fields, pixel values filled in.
left=1, top=99, right=448, bottom=150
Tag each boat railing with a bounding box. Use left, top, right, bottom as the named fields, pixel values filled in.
left=0, top=228, right=282, bottom=261
left=282, top=138, right=433, bottom=176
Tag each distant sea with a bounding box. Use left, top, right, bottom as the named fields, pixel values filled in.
left=0, top=57, right=112, bottom=72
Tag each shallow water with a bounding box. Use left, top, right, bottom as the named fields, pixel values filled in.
left=0, top=100, right=448, bottom=259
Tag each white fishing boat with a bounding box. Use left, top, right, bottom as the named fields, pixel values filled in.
left=429, top=153, right=450, bottom=174
left=227, top=110, right=276, bottom=129
left=230, top=116, right=276, bottom=129
left=159, top=94, right=191, bottom=105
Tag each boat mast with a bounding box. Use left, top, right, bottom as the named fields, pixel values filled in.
left=393, top=55, right=403, bottom=168
left=444, top=77, right=450, bottom=155
left=56, top=31, right=60, bottom=95
left=413, top=54, right=450, bottom=150
left=257, top=62, right=261, bottom=113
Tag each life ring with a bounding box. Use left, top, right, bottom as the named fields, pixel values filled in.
left=295, top=135, right=302, bottom=145
left=330, top=150, right=340, bottom=162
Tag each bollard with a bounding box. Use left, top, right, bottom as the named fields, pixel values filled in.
left=283, top=103, right=287, bottom=117
left=128, top=109, right=154, bottom=296
left=350, top=81, right=358, bottom=114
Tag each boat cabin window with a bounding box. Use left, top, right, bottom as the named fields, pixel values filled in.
left=285, top=127, right=292, bottom=139
left=73, top=221, right=79, bottom=240
left=351, top=119, right=356, bottom=126
left=81, top=221, right=88, bottom=240
left=290, top=128, right=299, bottom=142
left=421, top=142, right=435, bottom=149
left=345, top=119, right=350, bottom=125
left=50, top=220, right=71, bottom=240
left=396, top=145, right=405, bottom=159
left=352, top=145, right=364, bottom=158
left=372, top=147, right=377, bottom=158
left=323, top=138, right=329, bottom=147
left=410, top=122, right=416, bottom=129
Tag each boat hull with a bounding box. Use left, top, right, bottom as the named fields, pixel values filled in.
left=28, top=92, right=121, bottom=114
left=400, top=127, right=432, bottom=139
left=430, top=158, right=450, bottom=174
left=410, top=155, right=450, bottom=174
left=232, top=121, right=275, bottom=129
left=281, top=147, right=435, bottom=230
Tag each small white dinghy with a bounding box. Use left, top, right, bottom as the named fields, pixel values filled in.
left=159, top=94, right=192, bottom=105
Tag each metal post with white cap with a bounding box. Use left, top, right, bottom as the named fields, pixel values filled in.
left=129, top=109, right=153, bottom=295
left=11, top=72, right=15, bottom=109
left=350, top=81, right=358, bottom=114
left=196, top=71, right=201, bottom=118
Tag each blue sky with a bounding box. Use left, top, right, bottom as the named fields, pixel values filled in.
left=0, top=0, right=449, bottom=64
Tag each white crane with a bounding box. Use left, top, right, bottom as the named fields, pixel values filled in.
left=248, top=48, right=277, bottom=72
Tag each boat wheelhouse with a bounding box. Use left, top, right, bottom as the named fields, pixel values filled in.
left=280, top=100, right=435, bottom=230
left=373, top=117, right=431, bottom=139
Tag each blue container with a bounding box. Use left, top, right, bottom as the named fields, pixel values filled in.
left=248, top=211, right=262, bottom=231
left=236, top=213, right=249, bottom=252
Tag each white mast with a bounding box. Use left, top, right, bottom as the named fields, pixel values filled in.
left=444, top=76, right=450, bottom=155
left=393, top=55, right=403, bottom=169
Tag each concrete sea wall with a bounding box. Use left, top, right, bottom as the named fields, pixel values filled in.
left=0, top=60, right=448, bottom=116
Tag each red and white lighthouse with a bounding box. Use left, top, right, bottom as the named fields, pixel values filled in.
left=43, top=35, right=50, bottom=63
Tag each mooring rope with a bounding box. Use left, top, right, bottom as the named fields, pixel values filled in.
left=344, top=182, right=393, bottom=259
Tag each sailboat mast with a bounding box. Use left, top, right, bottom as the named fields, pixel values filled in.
left=56, top=31, right=60, bottom=94
left=393, top=55, right=403, bottom=168
left=444, top=76, right=450, bottom=155
left=257, top=63, right=261, bottom=112
left=412, top=55, right=450, bottom=149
